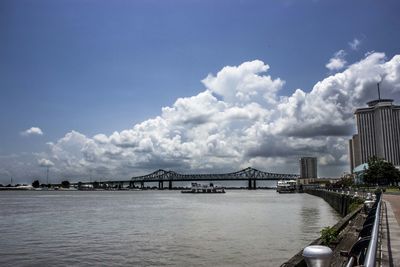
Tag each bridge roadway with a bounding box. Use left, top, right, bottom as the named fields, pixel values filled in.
left=74, top=167, right=300, bottom=190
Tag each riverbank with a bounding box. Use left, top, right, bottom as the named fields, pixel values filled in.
left=281, top=189, right=366, bottom=267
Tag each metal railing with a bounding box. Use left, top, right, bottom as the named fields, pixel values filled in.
left=363, top=195, right=381, bottom=267
left=344, top=193, right=382, bottom=267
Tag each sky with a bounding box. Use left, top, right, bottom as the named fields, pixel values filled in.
left=1, top=0, right=400, bottom=184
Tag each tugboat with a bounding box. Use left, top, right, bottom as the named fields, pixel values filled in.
left=181, top=183, right=225, bottom=194
left=276, top=180, right=297, bottom=193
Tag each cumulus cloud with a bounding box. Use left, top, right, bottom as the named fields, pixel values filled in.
left=21, top=127, right=43, bottom=136
left=38, top=158, right=54, bottom=167
left=5, top=52, right=400, bottom=183
left=201, top=60, right=285, bottom=105
left=349, top=38, right=361, bottom=50
left=326, top=50, right=347, bottom=71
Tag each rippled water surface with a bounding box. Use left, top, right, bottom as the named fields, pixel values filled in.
left=0, top=190, right=340, bottom=266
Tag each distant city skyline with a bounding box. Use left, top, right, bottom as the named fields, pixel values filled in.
left=1, top=0, right=400, bottom=184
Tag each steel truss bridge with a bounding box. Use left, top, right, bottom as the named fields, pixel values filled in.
left=130, top=167, right=299, bottom=189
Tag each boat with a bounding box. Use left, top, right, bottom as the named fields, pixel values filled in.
left=276, top=180, right=297, bottom=193
left=181, top=183, right=225, bottom=194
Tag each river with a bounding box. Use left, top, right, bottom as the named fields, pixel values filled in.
left=0, top=190, right=340, bottom=266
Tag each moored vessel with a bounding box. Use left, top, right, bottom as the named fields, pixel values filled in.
left=181, top=182, right=225, bottom=193
left=276, top=180, right=297, bottom=193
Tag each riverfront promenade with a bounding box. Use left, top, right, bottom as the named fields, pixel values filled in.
left=381, top=194, right=400, bottom=267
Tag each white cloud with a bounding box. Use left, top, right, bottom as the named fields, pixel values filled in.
left=349, top=38, right=361, bottom=50
left=38, top=158, right=54, bottom=167
left=326, top=50, right=347, bottom=71
left=4, top=52, right=400, bottom=183
left=21, top=127, right=43, bottom=136
left=201, top=60, right=285, bottom=105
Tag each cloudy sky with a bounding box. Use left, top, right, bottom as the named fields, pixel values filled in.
left=1, top=0, right=400, bottom=184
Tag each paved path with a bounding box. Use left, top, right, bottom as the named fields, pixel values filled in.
left=380, top=194, right=400, bottom=267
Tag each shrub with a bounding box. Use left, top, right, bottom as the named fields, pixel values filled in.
left=320, top=226, right=338, bottom=246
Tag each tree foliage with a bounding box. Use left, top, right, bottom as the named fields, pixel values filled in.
left=32, top=180, right=40, bottom=188
left=61, top=180, right=70, bottom=188
left=363, top=156, right=400, bottom=186
left=93, top=181, right=99, bottom=189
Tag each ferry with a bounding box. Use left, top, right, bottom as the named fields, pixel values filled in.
left=276, top=180, right=297, bottom=193
left=181, top=183, right=225, bottom=194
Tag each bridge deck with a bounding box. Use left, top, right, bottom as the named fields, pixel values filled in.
left=130, top=167, right=299, bottom=182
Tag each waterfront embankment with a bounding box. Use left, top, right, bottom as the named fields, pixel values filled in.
left=282, top=190, right=400, bottom=267
left=281, top=189, right=366, bottom=267
left=305, top=189, right=363, bottom=216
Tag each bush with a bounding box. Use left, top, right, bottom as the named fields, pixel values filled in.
left=320, top=226, right=338, bottom=246
left=348, top=202, right=362, bottom=213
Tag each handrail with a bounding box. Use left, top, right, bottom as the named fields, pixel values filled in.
left=344, top=192, right=381, bottom=267
left=345, top=256, right=355, bottom=267
left=363, top=194, right=381, bottom=267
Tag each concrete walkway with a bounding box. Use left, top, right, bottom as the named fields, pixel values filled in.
left=380, top=194, right=400, bottom=267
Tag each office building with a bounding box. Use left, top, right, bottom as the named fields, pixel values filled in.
left=349, top=98, right=400, bottom=172
left=300, top=157, right=317, bottom=178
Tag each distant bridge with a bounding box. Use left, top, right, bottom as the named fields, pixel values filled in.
left=130, top=167, right=299, bottom=189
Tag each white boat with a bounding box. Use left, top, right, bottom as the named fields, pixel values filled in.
left=181, top=183, right=225, bottom=194
left=276, top=180, right=297, bottom=193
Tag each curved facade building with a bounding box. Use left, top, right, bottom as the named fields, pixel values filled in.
left=349, top=99, right=400, bottom=172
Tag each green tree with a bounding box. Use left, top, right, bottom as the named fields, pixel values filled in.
left=364, top=156, right=400, bottom=186
left=32, top=180, right=40, bottom=188
left=61, top=180, right=70, bottom=188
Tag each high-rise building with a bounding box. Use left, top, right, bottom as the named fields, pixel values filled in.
left=349, top=98, right=400, bottom=172
left=300, top=157, right=317, bottom=178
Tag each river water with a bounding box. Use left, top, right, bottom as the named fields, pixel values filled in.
left=0, top=190, right=340, bottom=267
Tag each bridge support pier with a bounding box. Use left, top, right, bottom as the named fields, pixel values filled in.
left=140, top=181, right=144, bottom=189
left=168, top=180, right=172, bottom=190
left=248, top=179, right=256, bottom=190
left=158, top=181, right=164, bottom=190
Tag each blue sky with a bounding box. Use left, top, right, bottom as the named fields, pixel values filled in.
left=1, top=0, right=400, bottom=183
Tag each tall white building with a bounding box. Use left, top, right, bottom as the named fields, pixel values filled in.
left=349, top=98, right=400, bottom=172
left=300, top=157, right=317, bottom=178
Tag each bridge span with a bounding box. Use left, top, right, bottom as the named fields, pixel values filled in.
left=130, top=167, right=299, bottom=190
